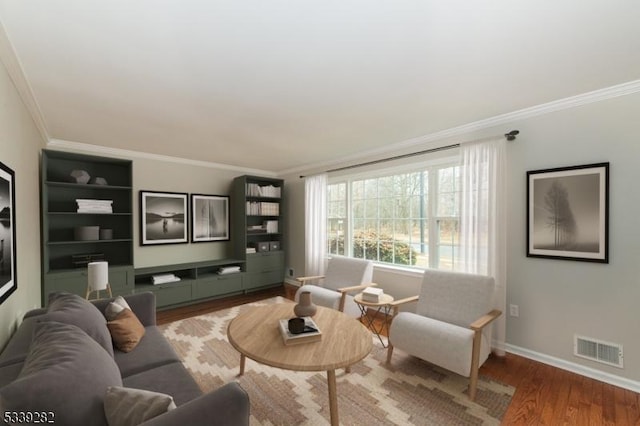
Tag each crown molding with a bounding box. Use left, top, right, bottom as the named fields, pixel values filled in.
left=47, top=139, right=278, bottom=177
left=280, top=79, right=640, bottom=177
left=0, top=18, right=49, bottom=143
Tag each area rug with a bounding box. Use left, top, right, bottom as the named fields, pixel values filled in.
left=159, top=297, right=514, bottom=425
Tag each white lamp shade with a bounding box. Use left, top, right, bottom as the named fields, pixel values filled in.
left=88, top=261, right=109, bottom=291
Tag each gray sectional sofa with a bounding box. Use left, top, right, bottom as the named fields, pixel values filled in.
left=0, top=292, right=249, bottom=425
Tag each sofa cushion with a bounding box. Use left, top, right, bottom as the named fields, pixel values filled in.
left=115, top=326, right=181, bottom=378
left=107, top=309, right=146, bottom=353
left=44, top=292, right=114, bottom=357
left=0, top=362, right=23, bottom=388
left=0, top=316, right=42, bottom=368
left=104, top=386, right=176, bottom=426
left=122, top=362, right=202, bottom=406
left=0, top=321, right=122, bottom=426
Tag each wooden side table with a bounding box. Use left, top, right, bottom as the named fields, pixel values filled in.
left=353, top=293, right=394, bottom=347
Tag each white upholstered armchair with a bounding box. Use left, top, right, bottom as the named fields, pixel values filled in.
left=386, top=269, right=501, bottom=401
left=295, top=256, right=374, bottom=318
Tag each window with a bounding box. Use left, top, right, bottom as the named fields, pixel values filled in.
left=327, top=161, right=461, bottom=270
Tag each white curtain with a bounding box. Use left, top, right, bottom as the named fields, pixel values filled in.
left=305, top=174, right=328, bottom=277
left=459, top=138, right=507, bottom=355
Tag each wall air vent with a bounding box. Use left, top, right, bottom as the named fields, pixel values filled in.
left=574, top=335, right=623, bottom=368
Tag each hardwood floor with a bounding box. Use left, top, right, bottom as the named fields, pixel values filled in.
left=157, top=285, right=640, bottom=425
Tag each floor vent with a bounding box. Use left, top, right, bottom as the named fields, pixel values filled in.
left=574, top=335, right=623, bottom=368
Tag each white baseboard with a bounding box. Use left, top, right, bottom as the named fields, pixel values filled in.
left=505, top=343, right=640, bottom=393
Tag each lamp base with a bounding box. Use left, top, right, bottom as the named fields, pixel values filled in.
left=86, top=283, right=113, bottom=300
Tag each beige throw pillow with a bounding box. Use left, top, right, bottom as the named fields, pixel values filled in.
left=104, top=386, right=176, bottom=426
left=106, top=308, right=145, bottom=353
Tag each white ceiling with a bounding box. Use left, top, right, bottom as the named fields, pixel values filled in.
left=1, top=1, right=639, bottom=175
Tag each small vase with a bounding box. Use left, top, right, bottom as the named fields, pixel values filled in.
left=294, top=291, right=317, bottom=317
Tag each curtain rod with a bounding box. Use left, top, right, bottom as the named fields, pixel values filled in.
left=299, top=130, right=519, bottom=178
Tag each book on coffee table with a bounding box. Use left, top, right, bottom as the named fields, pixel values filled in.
left=278, top=317, right=322, bottom=346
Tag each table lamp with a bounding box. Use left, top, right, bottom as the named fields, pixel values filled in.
left=86, top=261, right=112, bottom=300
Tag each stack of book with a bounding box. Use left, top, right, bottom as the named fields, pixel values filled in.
left=76, top=199, right=113, bottom=213
left=245, top=201, right=279, bottom=216
left=246, top=183, right=281, bottom=198
left=361, top=287, right=384, bottom=303
left=247, top=225, right=267, bottom=234
left=151, top=273, right=181, bottom=285
left=217, top=266, right=241, bottom=275
left=278, top=317, right=322, bottom=346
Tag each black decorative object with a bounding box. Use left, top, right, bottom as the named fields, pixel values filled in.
left=527, top=162, right=609, bottom=263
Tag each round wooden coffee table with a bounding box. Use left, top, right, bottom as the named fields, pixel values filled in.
left=227, top=303, right=372, bottom=426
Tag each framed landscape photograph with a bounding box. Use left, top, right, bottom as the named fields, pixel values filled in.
left=140, top=191, right=188, bottom=245
left=527, top=162, right=609, bottom=263
left=191, top=194, right=230, bottom=242
left=0, top=161, right=17, bottom=305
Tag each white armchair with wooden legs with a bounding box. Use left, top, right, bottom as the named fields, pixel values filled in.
left=295, top=256, right=375, bottom=318
left=385, top=269, right=501, bottom=401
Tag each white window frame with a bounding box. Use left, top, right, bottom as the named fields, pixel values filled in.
left=327, top=155, right=460, bottom=271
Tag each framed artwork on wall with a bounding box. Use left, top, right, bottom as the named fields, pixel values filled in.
left=0, top=161, right=17, bottom=305
left=527, top=162, right=609, bottom=263
left=140, top=191, right=188, bottom=245
left=190, top=194, right=230, bottom=242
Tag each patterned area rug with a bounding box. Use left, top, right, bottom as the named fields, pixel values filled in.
left=159, top=297, right=514, bottom=425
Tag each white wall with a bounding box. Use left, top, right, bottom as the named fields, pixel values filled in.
left=0, top=58, right=46, bottom=349
left=506, top=93, right=640, bottom=384
left=284, top=91, right=640, bottom=387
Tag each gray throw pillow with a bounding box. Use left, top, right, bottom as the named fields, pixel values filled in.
left=104, top=386, right=176, bottom=426
left=0, top=321, right=123, bottom=426
left=45, top=292, right=114, bottom=356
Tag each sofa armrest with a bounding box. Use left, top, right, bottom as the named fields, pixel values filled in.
left=91, top=292, right=157, bottom=326
left=139, top=382, right=250, bottom=426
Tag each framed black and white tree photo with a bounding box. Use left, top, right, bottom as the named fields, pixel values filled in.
left=191, top=194, right=230, bottom=242
left=0, top=161, right=17, bottom=305
left=140, top=191, right=188, bottom=245
left=527, top=162, right=609, bottom=263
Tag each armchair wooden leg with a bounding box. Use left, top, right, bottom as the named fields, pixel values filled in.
left=338, top=292, right=347, bottom=312
left=386, top=343, right=394, bottom=364
left=469, top=330, right=482, bottom=401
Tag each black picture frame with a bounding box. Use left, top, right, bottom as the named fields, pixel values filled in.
left=0, top=161, right=17, bottom=305
left=527, top=162, right=609, bottom=263
left=190, top=194, right=230, bottom=243
left=140, top=190, right=189, bottom=245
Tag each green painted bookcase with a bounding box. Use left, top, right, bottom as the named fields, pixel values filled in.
left=232, top=175, right=285, bottom=290
left=40, top=150, right=134, bottom=304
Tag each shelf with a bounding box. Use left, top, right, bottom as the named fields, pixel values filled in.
left=45, top=181, right=132, bottom=190
left=47, top=212, right=132, bottom=216
left=246, top=196, right=281, bottom=201
left=47, top=239, right=132, bottom=246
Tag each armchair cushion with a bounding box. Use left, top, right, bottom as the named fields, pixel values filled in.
left=417, top=270, right=494, bottom=328
left=389, top=312, right=490, bottom=377
left=322, top=256, right=373, bottom=292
